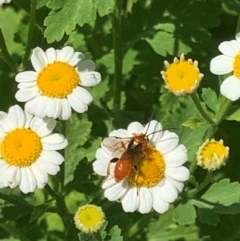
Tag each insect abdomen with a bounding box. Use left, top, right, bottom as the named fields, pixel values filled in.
left=114, top=160, right=131, bottom=182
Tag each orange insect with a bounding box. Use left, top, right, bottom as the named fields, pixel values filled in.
left=103, top=133, right=149, bottom=182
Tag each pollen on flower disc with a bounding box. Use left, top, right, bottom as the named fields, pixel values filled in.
left=1, top=128, right=42, bottom=167
left=37, top=61, right=79, bottom=98
left=128, top=145, right=165, bottom=187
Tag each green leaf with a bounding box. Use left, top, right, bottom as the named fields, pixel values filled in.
left=198, top=208, right=220, bottom=226
left=78, top=232, right=99, bottom=241
left=182, top=116, right=206, bottom=129
left=65, top=113, right=92, bottom=185
left=146, top=31, right=191, bottom=57
left=109, top=225, right=123, bottom=241
left=226, top=105, right=240, bottom=122
left=30, top=204, right=49, bottom=223
left=44, top=0, right=95, bottom=43
left=201, top=88, right=218, bottom=113
left=172, top=201, right=196, bottom=225
left=221, top=0, right=240, bottom=14
left=201, top=179, right=240, bottom=206
left=95, top=0, right=114, bottom=17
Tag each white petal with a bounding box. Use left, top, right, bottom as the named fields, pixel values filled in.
left=3, top=166, right=20, bottom=188
left=45, top=98, right=62, bottom=119
left=109, top=129, right=129, bottom=138
left=77, top=60, right=96, bottom=72
left=31, top=162, right=48, bottom=188
left=156, top=131, right=179, bottom=155
left=144, top=120, right=163, bottom=142
left=93, top=159, right=109, bottom=176
left=7, top=105, right=25, bottom=129
left=45, top=47, right=57, bottom=63
left=30, top=116, right=56, bottom=137
left=166, top=177, right=184, bottom=193
left=40, top=150, right=64, bottom=165
left=69, top=52, right=85, bottom=66
left=104, top=180, right=128, bottom=201
left=25, top=96, right=43, bottom=116
left=127, top=122, right=144, bottom=136
left=31, top=47, right=48, bottom=72
left=164, top=144, right=188, bottom=167
left=59, top=98, right=72, bottom=120
left=165, top=166, right=190, bottom=182
left=31, top=96, right=49, bottom=118
left=210, top=55, right=234, bottom=75
left=41, top=133, right=68, bottom=150
left=56, top=46, right=74, bottom=62
left=151, top=186, right=170, bottom=213
left=19, top=168, right=36, bottom=193
left=138, top=188, right=153, bottom=214
left=157, top=178, right=178, bottom=203
left=220, top=75, right=240, bottom=101
left=121, top=187, right=139, bottom=212
left=15, top=87, right=38, bottom=102
left=15, top=71, right=37, bottom=83
left=96, top=147, right=112, bottom=159
left=38, top=157, right=60, bottom=175
left=17, top=82, right=36, bottom=89
left=102, top=176, right=117, bottom=189
left=67, top=92, right=88, bottom=113
left=80, top=71, right=101, bottom=86
left=24, top=111, right=34, bottom=129
left=219, top=40, right=240, bottom=57
left=74, top=86, right=93, bottom=104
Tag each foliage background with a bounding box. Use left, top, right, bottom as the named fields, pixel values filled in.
left=0, top=0, right=240, bottom=240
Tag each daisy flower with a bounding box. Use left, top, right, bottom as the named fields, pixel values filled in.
left=161, top=53, right=204, bottom=96
left=74, top=204, right=106, bottom=233
left=93, top=120, right=190, bottom=214
left=0, top=105, right=68, bottom=194
left=15, top=46, right=101, bottom=120
left=197, top=139, right=229, bottom=170
left=210, top=33, right=240, bottom=101
left=0, top=0, right=11, bottom=4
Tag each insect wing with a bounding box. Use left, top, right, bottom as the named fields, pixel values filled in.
left=102, top=136, right=130, bottom=158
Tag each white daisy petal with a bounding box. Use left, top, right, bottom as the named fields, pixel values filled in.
left=38, top=157, right=60, bottom=175
left=121, top=187, right=139, bottom=212
left=74, top=87, right=93, bottom=105
left=56, top=46, right=74, bottom=62
left=104, top=181, right=128, bottom=201
left=220, top=75, right=240, bottom=101
left=31, top=47, right=48, bottom=72
left=41, top=150, right=64, bottom=165
left=166, top=177, right=184, bottom=193
left=41, top=133, right=68, bottom=150
left=164, top=144, right=187, bottom=167
left=144, top=120, right=163, bottom=142
left=3, top=166, right=20, bottom=188
left=15, top=87, right=38, bottom=102
left=219, top=40, right=240, bottom=57
left=151, top=186, right=170, bottom=213
left=102, top=176, right=117, bottom=189
left=15, top=71, right=37, bottom=83
left=31, top=162, right=48, bottom=188
left=69, top=52, right=85, bottom=66
left=19, top=168, right=36, bottom=194
left=93, top=159, right=109, bottom=176
left=138, top=188, right=153, bottom=214
left=210, top=55, right=234, bottom=75
left=45, top=47, right=57, bottom=63
left=77, top=60, right=96, bottom=72
left=127, top=122, right=144, bottom=135
left=157, top=178, right=178, bottom=203
left=80, top=71, right=101, bottom=86
left=8, top=105, right=26, bottom=129
left=60, top=98, right=72, bottom=120
left=165, top=166, right=190, bottom=182
left=67, top=92, right=88, bottom=113
left=109, top=129, right=129, bottom=138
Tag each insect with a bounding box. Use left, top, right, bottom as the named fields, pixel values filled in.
left=103, top=132, right=150, bottom=182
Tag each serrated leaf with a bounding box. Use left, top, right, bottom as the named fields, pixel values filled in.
left=172, top=201, right=196, bottom=225
left=146, top=31, right=191, bottom=57
left=95, top=0, right=114, bottom=17
left=201, top=88, right=218, bottom=113
left=44, top=0, right=95, bottom=43
left=30, top=204, right=49, bottom=223
left=78, top=232, right=98, bottom=241
left=198, top=208, right=220, bottom=226
left=109, top=225, right=123, bottom=241
left=201, top=179, right=240, bottom=206
left=65, top=113, right=92, bottom=185
left=221, top=0, right=240, bottom=13
left=226, top=105, right=240, bottom=122
left=182, top=116, right=205, bottom=129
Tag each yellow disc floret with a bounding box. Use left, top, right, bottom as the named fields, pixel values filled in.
left=197, top=139, right=229, bottom=170
left=128, top=145, right=165, bottom=187
left=74, top=204, right=105, bottom=233
left=37, top=61, right=79, bottom=98
left=233, top=53, right=240, bottom=78
left=161, top=53, right=203, bottom=95
left=1, top=128, right=42, bottom=167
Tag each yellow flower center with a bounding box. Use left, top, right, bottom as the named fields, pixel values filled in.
left=127, top=145, right=165, bottom=187
left=197, top=139, right=229, bottom=170
left=37, top=61, right=79, bottom=98
left=233, top=53, right=240, bottom=78
left=0, top=128, right=42, bottom=167
left=164, top=60, right=201, bottom=94
left=74, top=204, right=105, bottom=233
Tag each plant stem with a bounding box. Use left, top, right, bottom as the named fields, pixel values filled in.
left=112, top=0, right=123, bottom=111
left=22, top=0, right=37, bottom=68
left=0, top=29, right=18, bottom=73
left=188, top=171, right=212, bottom=197
left=190, top=93, right=215, bottom=125
left=214, top=95, right=232, bottom=125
